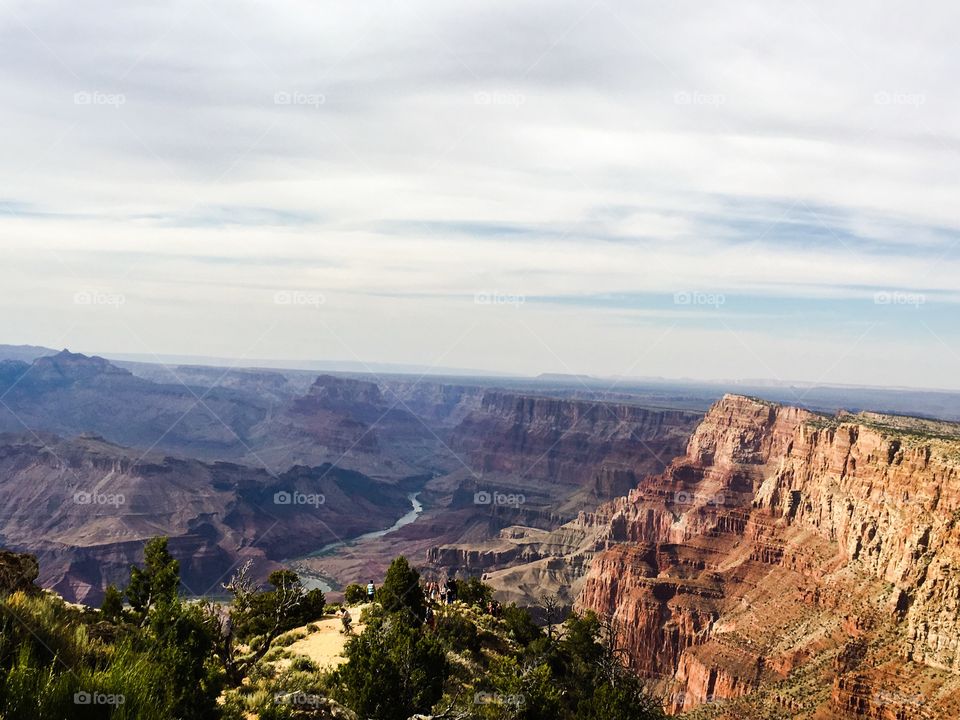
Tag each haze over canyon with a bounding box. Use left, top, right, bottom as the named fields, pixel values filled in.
left=1, top=343, right=959, bottom=716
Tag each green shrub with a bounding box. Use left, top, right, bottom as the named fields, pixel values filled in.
left=0, top=589, right=219, bottom=720
left=501, top=603, right=543, bottom=646
left=343, top=583, right=367, bottom=604
left=376, top=557, right=425, bottom=625
left=290, top=656, right=318, bottom=672
left=330, top=615, right=448, bottom=720
left=454, top=577, right=493, bottom=607
left=435, top=610, right=481, bottom=655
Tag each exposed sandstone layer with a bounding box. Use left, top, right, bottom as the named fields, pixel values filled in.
left=416, top=395, right=700, bottom=599
left=450, top=391, right=700, bottom=511
left=576, top=395, right=960, bottom=718
left=299, top=393, right=699, bottom=599
left=377, top=379, right=486, bottom=427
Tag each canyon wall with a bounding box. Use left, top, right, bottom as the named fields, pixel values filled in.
left=576, top=395, right=960, bottom=717
left=450, top=391, right=700, bottom=508
left=378, top=379, right=487, bottom=427
left=420, top=395, right=701, bottom=593
left=0, top=433, right=412, bottom=603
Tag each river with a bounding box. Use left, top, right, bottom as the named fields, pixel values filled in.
left=288, top=491, right=423, bottom=593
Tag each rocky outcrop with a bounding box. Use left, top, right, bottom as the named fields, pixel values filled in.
left=245, top=373, right=477, bottom=479
left=0, top=352, right=458, bottom=480
left=0, top=350, right=270, bottom=458
left=755, top=416, right=960, bottom=673
left=575, top=395, right=960, bottom=717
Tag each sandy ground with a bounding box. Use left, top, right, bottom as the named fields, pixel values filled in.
left=277, top=604, right=369, bottom=670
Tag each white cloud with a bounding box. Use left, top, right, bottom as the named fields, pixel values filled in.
left=0, top=0, right=958, bottom=387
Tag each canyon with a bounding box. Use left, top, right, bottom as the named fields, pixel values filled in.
left=280, top=388, right=702, bottom=590
left=0, top=432, right=414, bottom=604
left=0, top=350, right=701, bottom=603
left=2, top=346, right=960, bottom=717
left=424, top=393, right=960, bottom=716
left=571, top=395, right=960, bottom=718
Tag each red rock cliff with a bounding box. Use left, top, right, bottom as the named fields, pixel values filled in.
left=451, top=391, right=700, bottom=500
left=577, top=395, right=960, bottom=717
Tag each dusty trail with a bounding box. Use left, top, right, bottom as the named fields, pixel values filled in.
left=276, top=604, right=369, bottom=670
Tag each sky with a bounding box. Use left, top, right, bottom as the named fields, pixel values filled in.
left=1, top=0, right=959, bottom=388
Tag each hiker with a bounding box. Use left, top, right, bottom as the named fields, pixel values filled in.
left=367, top=580, right=375, bottom=601
left=445, top=577, right=457, bottom=604
left=340, top=606, right=352, bottom=634
left=424, top=605, right=434, bottom=628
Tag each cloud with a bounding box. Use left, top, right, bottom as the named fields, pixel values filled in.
left=0, top=0, right=958, bottom=387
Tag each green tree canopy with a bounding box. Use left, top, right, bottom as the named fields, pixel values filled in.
left=377, top=556, right=425, bottom=624
left=125, top=537, right=180, bottom=616
left=100, top=583, right=124, bottom=621
left=331, top=615, right=447, bottom=720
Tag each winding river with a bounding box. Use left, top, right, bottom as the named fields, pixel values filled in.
left=288, top=492, right=423, bottom=593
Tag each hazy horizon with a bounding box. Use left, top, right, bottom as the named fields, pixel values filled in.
left=3, top=1, right=958, bottom=389
left=6, top=342, right=960, bottom=395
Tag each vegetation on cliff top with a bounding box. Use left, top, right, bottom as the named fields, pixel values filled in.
left=0, top=544, right=665, bottom=720
left=803, top=410, right=960, bottom=462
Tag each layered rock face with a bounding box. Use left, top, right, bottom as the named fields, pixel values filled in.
left=576, top=395, right=960, bottom=717
left=377, top=379, right=486, bottom=427
left=451, top=391, right=700, bottom=509
left=0, top=433, right=412, bottom=604
left=419, top=395, right=701, bottom=591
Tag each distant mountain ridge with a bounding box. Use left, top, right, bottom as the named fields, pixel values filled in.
left=3, top=344, right=958, bottom=421
left=0, top=350, right=453, bottom=479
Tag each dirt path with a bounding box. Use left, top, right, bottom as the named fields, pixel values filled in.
left=279, top=604, right=369, bottom=670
